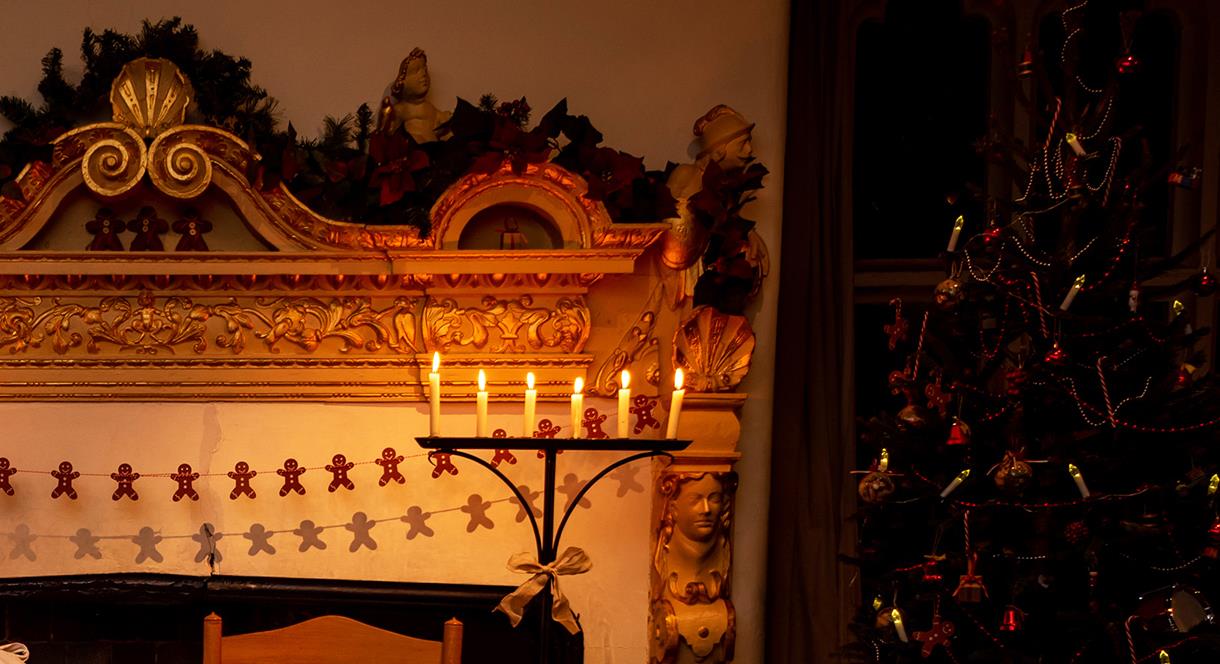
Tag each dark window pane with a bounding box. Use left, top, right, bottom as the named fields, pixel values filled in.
left=853, top=2, right=990, bottom=260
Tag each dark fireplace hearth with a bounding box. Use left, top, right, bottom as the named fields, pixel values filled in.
left=0, top=573, right=543, bottom=663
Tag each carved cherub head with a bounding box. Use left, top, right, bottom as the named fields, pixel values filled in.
left=391, top=48, right=431, bottom=101
left=659, top=472, right=737, bottom=545
left=694, top=105, right=754, bottom=170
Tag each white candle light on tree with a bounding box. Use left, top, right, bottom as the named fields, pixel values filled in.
left=890, top=609, right=908, bottom=643
left=571, top=377, right=585, bottom=439
left=617, top=370, right=631, bottom=438
left=665, top=369, right=686, bottom=439
left=523, top=372, right=537, bottom=437
left=940, top=469, right=970, bottom=498
left=1060, top=274, right=1085, bottom=310
left=428, top=352, right=441, bottom=437
left=1068, top=463, right=1090, bottom=498
left=947, top=214, right=965, bottom=252
left=476, top=369, right=489, bottom=437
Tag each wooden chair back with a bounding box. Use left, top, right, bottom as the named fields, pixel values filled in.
left=202, top=612, right=462, bottom=664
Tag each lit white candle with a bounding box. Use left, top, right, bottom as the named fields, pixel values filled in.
left=947, top=215, right=965, bottom=252
left=1060, top=274, right=1085, bottom=310
left=476, top=369, right=489, bottom=437
left=1065, top=131, right=1086, bottom=157
left=428, top=352, right=441, bottom=437
left=878, top=448, right=889, bottom=472
left=940, top=469, right=970, bottom=498
left=1068, top=463, right=1090, bottom=498
left=523, top=372, right=537, bottom=437
left=890, top=609, right=908, bottom=643
left=665, top=369, right=686, bottom=439
left=617, top=370, right=631, bottom=438
left=571, top=377, right=585, bottom=439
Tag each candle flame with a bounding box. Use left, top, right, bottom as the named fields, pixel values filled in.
left=478, top=369, right=486, bottom=391
left=526, top=372, right=535, bottom=390
left=890, top=608, right=902, bottom=624
left=1072, top=274, right=1086, bottom=287
left=674, top=368, right=684, bottom=390
left=1067, top=463, right=1081, bottom=478
left=1209, top=473, right=1219, bottom=497
left=431, top=352, right=440, bottom=373
left=879, top=448, right=889, bottom=472
left=574, top=376, right=584, bottom=393
left=1159, top=650, right=1171, bottom=664
left=621, top=370, right=631, bottom=389
left=953, top=215, right=964, bottom=231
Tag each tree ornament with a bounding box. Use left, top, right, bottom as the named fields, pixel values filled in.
left=947, top=418, right=972, bottom=446
left=897, top=403, right=929, bottom=429
left=1016, top=47, right=1035, bottom=78
left=1004, top=367, right=1028, bottom=397
left=1064, top=520, right=1090, bottom=545
left=921, top=554, right=946, bottom=584
left=994, top=451, right=1033, bottom=494
left=982, top=225, right=1002, bottom=248
left=953, top=555, right=988, bottom=604
left=858, top=471, right=896, bottom=504
left=1191, top=268, right=1217, bottom=296
left=1115, top=52, right=1141, bottom=75
left=1202, top=517, right=1220, bottom=559
left=934, top=277, right=963, bottom=311
left=1044, top=342, right=1069, bottom=366
left=999, top=605, right=1024, bottom=633
left=1129, top=284, right=1140, bottom=313
left=885, top=299, right=909, bottom=350
left=924, top=377, right=951, bottom=417
left=875, top=606, right=909, bottom=643
left=1168, top=166, right=1202, bottom=190
left=913, top=613, right=956, bottom=658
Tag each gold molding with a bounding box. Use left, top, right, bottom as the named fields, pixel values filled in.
left=422, top=295, right=589, bottom=354
left=672, top=306, right=756, bottom=393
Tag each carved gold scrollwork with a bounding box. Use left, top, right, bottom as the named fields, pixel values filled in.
left=422, top=295, right=589, bottom=354
left=0, top=294, right=420, bottom=356
left=672, top=306, right=755, bottom=393
left=592, top=285, right=662, bottom=396
left=148, top=129, right=213, bottom=199
left=53, top=124, right=149, bottom=198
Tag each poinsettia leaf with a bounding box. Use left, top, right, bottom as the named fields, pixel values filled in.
left=536, top=98, right=569, bottom=139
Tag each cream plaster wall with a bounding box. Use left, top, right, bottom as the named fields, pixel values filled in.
left=0, top=2, right=788, bottom=662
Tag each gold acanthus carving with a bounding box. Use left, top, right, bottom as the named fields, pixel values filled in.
left=592, top=285, right=662, bottom=396
left=0, top=273, right=428, bottom=294
left=672, top=306, right=755, bottom=393
left=422, top=295, right=589, bottom=354
left=0, top=293, right=421, bottom=356
left=260, top=186, right=431, bottom=250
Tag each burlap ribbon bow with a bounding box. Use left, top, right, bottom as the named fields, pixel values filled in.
left=0, top=642, right=29, bottom=664
left=495, top=546, right=593, bottom=634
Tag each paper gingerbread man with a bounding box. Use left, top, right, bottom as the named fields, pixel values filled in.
left=582, top=407, right=609, bottom=439
left=110, top=462, right=140, bottom=501
left=630, top=394, right=661, bottom=434
left=0, top=457, right=16, bottom=496
left=534, top=419, right=562, bottom=438
left=325, top=453, right=355, bottom=492
left=51, top=461, right=80, bottom=500
left=376, top=447, right=405, bottom=486
left=127, top=206, right=169, bottom=251
left=171, top=463, right=200, bottom=502
left=228, top=461, right=257, bottom=500
left=277, top=458, right=306, bottom=496
left=430, top=452, right=458, bottom=479
left=172, top=208, right=212, bottom=252
left=85, top=208, right=124, bottom=251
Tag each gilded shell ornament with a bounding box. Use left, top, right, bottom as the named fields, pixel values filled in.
left=671, top=306, right=756, bottom=392
left=110, top=58, right=193, bottom=138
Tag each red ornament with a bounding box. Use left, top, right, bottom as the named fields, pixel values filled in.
left=276, top=458, right=307, bottom=496
left=1064, top=520, right=1090, bottom=545
left=1115, top=52, right=1141, bottom=75
left=999, top=605, right=1025, bottom=633
left=582, top=407, right=609, bottom=439
left=953, top=556, right=989, bottom=604
left=429, top=453, right=459, bottom=479
left=982, top=226, right=1002, bottom=247
left=0, top=458, right=16, bottom=496
left=1193, top=268, right=1217, bottom=296
left=325, top=453, right=355, bottom=492
left=51, top=461, right=80, bottom=500
left=913, top=614, right=956, bottom=658
left=1044, top=343, right=1069, bottom=366
left=1202, top=517, right=1220, bottom=559
left=227, top=461, right=257, bottom=500
left=1005, top=367, right=1028, bottom=396
left=1016, top=47, right=1035, bottom=78
left=171, top=463, right=200, bottom=501
left=630, top=394, right=662, bottom=433
left=375, top=447, right=406, bottom=486
left=947, top=419, right=972, bottom=446
left=110, top=463, right=140, bottom=501
left=884, top=299, right=909, bottom=351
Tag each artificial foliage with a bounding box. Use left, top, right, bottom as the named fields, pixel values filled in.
left=850, top=3, right=1220, bottom=663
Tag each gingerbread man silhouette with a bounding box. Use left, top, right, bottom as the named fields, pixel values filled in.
left=171, top=463, right=200, bottom=502
left=375, top=447, right=405, bottom=486
left=401, top=506, right=434, bottom=540
left=110, top=463, right=140, bottom=501
left=461, top=494, right=495, bottom=532
left=85, top=208, right=124, bottom=251
left=277, top=458, right=306, bottom=496
left=0, top=457, right=16, bottom=496
left=582, top=407, right=609, bottom=439
left=228, top=461, right=257, bottom=500
left=172, top=208, right=212, bottom=252
left=630, top=394, right=661, bottom=433
left=127, top=206, right=168, bottom=251
left=51, top=461, right=79, bottom=500
left=325, top=453, right=355, bottom=492
left=345, top=512, right=378, bottom=552
left=293, top=520, right=327, bottom=552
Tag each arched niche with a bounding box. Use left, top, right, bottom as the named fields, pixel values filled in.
left=429, top=161, right=612, bottom=250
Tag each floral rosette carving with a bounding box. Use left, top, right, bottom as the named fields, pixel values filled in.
left=422, top=295, right=589, bottom=354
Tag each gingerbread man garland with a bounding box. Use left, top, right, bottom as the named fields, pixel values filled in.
left=376, top=447, right=406, bottom=486
left=171, top=463, right=200, bottom=502
left=277, top=458, right=307, bottom=497
left=0, top=458, right=16, bottom=496
left=325, top=454, right=355, bottom=492
left=111, top=463, right=140, bottom=501
left=582, top=407, right=609, bottom=439
left=51, top=461, right=80, bottom=500
left=430, top=453, right=458, bottom=479
left=630, top=394, right=661, bottom=434
left=228, top=461, right=257, bottom=500
left=490, top=429, right=517, bottom=468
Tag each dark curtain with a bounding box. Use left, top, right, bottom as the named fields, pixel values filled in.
left=766, top=1, right=856, bottom=662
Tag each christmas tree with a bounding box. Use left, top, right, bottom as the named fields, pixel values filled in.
left=851, top=3, right=1220, bottom=662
